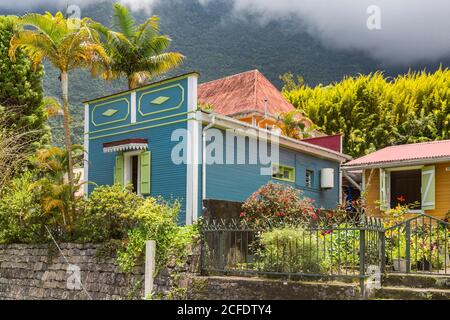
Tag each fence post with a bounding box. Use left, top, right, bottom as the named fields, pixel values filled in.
left=405, top=221, right=411, bottom=273
left=359, top=228, right=366, bottom=299
left=379, top=230, right=385, bottom=274
left=144, top=240, right=156, bottom=298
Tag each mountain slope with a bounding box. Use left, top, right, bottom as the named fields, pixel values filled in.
left=2, top=0, right=449, bottom=145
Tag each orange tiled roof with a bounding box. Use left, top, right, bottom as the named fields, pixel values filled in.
left=198, top=70, right=295, bottom=117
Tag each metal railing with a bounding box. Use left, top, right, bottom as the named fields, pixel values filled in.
left=385, top=213, right=450, bottom=274
left=200, top=217, right=385, bottom=294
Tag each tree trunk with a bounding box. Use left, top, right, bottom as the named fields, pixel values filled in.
left=61, top=71, right=74, bottom=225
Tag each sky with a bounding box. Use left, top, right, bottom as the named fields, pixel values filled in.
left=0, top=0, right=449, bottom=65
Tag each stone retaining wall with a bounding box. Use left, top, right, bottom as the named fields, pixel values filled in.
left=187, top=276, right=361, bottom=300
left=0, top=243, right=361, bottom=300
left=0, top=243, right=144, bottom=300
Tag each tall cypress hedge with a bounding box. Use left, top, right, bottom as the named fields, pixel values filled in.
left=0, top=16, right=49, bottom=150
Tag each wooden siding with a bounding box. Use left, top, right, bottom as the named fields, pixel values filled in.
left=205, top=128, right=341, bottom=209
left=363, top=162, right=450, bottom=219
left=428, top=162, right=450, bottom=219
left=364, top=168, right=381, bottom=217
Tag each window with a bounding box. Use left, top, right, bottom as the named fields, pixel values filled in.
left=130, top=155, right=139, bottom=193
left=124, top=151, right=141, bottom=194
left=114, top=150, right=151, bottom=196
left=305, top=170, right=314, bottom=188
left=272, top=164, right=295, bottom=182
left=390, top=170, right=421, bottom=209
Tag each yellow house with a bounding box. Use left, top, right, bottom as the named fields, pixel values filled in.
left=342, top=140, right=450, bottom=219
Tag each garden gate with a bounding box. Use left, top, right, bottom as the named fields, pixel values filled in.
left=385, top=213, right=449, bottom=275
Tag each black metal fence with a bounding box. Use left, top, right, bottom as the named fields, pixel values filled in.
left=201, top=213, right=450, bottom=287
left=200, top=217, right=385, bottom=289
left=385, top=213, right=449, bottom=274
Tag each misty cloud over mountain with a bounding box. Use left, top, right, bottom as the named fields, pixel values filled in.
left=1, top=0, right=449, bottom=65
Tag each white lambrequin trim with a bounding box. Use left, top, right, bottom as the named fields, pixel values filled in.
left=103, top=143, right=148, bottom=153
left=186, top=74, right=199, bottom=225
left=84, top=103, right=89, bottom=197
left=131, top=91, right=137, bottom=123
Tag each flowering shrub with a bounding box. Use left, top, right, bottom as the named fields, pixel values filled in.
left=381, top=203, right=412, bottom=228
left=240, top=182, right=319, bottom=227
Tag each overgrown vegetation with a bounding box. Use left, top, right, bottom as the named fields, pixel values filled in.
left=283, top=69, right=450, bottom=157
left=240, top=182, right=320, bottom=227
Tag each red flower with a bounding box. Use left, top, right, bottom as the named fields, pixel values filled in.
left=240, top=212, right=245, bottom=218
left=396, top=195, right=406, bottom=203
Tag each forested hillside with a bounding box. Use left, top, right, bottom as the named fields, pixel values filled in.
left=284, top=69, right=450, bottom=158
left=2, top=0, right=449, bottom=145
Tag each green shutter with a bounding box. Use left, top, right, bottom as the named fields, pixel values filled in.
left=379, top=168, right=388, bottom=211
left=140, top=151, right=151, bottom=195
left=114, top=154, right=124, bottom=185
left=421, top=165, right=435, bottom=211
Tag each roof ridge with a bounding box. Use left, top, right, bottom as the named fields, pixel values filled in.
left=198, top=69, right=260, bottom=86
left=253, top=70, right=259, bottom=110
left=385, top=139, right=450, bottom=149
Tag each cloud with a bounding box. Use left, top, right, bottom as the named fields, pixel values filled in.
left=0, top=0, right=157, bottom=13
left=222, top=0, right=450, bottom=65
left=1, top=0, right=449, bottom=64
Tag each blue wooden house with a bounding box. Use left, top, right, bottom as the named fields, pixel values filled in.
left=84, top=70, right=351, bottom=224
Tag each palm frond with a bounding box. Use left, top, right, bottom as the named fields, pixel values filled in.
left=112, top=2, right=136, bottom=38
left=20, top=12, right=68, bottom=44
left=142, top=35, right=172, bottom=56
left=134, top=15, right=160, bottom=43
left=9, top=30, right=55, bottom=69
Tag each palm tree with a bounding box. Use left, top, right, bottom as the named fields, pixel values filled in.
left=32, top=146, right=84, bottom=230
left=93, top=3, right=184, bottom=89
left=9, top=12, right=109, bottom=216
left=278, top=110, right=313, bottom=140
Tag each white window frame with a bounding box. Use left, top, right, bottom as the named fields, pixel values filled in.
left=124, top=150, right=142, bottom=195
left=305, top=169, right=314, bottom=188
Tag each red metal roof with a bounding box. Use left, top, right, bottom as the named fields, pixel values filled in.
left=198, top=70, right=295, bottom=117
left=344, top=140, right=450, bottom=167
left=302, top=134, right=342, bottom=153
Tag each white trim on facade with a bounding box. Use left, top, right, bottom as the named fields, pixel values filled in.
left=123, top=150, right=142, bottom=196
left=185, top=74, right=199, bottom=225
left=198, top=112, right=351, bottom=163
left=103, top=143, right=148, bottom=153
left=131, top=91, right=137, bottom=123
left=84, top=103, right=89, bottom=197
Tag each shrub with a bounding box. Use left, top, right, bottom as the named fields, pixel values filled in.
left=255, top=227, right=324, bottom=273
left=75, top=184, right=144, bottom=242
left=240, top=182, right=319, bottom=227
left=116, top=198, right=198, bottom=273
left=0, top=172, right=52, bottom=243
left=320, top=226, right=360, bottom=271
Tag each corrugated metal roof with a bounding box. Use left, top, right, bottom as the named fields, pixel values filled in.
left=198, top=69, right=295, bottom=117
left=344, top=140, right=450, bottom=167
